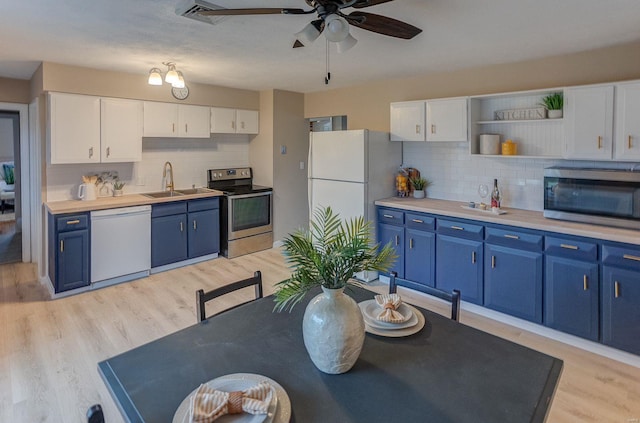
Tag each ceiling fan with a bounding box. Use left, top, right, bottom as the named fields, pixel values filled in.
left=197, top=0, right=422, bottom=51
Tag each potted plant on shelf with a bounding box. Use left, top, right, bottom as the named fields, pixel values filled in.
left=411, top=177, right=431, bottom=199
left=540, top=92, right=563, bottom=119
left=112, top=180, right=125, bottom=197
left=274, top=206, right=396, bottom=374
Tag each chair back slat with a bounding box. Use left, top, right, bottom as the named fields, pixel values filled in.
left=196, top=271, right=263, bottom=322
left=389, top=272, right=461, bottom=321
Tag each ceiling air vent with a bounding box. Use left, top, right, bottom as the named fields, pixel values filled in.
left=175, top=0, right=228, bottom=25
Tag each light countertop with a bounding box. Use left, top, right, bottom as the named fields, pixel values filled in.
left=375, top=197, right=640, bottom=246
left=45, top=190, right=224, bottom=215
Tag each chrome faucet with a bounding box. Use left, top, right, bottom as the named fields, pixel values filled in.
left=163, top=161, right=174, bottom=192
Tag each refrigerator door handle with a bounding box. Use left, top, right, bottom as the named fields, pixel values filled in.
left=308, top=141, right=313, bottom=215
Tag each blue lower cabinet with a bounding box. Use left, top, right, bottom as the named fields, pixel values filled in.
left=48, top=212, right=90, bottom=293
left=188, top=208, right=220, bottom=258
left=378, top=223, right=405, bottom=278
left=436, top=234, right=483, bottom=304
left=544, top=255, right=599, bottom=341
left=151, top=213, right=188, bottom=267
left=484, top=244, right=543, bottom=323
left=405, top=228, right=435, bottom=287
left=602, top=265, right=640, bottom=355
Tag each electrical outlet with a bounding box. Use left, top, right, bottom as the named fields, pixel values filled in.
left=280, top=145, right=287, bottom=154
left=135, top=178, right=145, bottom=186
left=300, top=161, right=305, bottom=170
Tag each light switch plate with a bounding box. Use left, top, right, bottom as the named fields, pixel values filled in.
left=280, top=145, right=287, bottom=154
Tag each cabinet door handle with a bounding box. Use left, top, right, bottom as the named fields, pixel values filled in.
left=471, top=251, right=476, bottom=264
left=411, top=219, right=424, bottom=224
left=241, top=121, right=245, bottom=129
left=232, top=121, right=236, bottom=130
left=193, top=220, right=197, bottom=230
left=597, top=136, right=602, bottom=149
left=89, top=147, right=93, bottom=158
left=583, top=275, right=588, bottom=291
left=60, top=240, right=64, bottom=252
left=431, top=124, right=435, bottom=134
left=629, top=135, right=633, bottom=149
left=415, top=124, right=421, bottom=134
left=409, top=238, right=414, bottom=249
left=180, top=222, right=184, bottom=232
left=491, top=255, right=496, bottom=268
left=172, top=123, right=175, bottom=133
left=185, top=123, right=188, bottom=133
left=383, top=214, right=394, bottom=219
left=504, top=234, right=519, bottom=239
left=451, top=226, right=464, bottom=231
left=623, top=254, right=640, bottom=262
left=560, top=244, right=578, bottom=250
left=66, top=220, right=80, bottom=225
left=394, top=235, right=399, bottom=246
left=106, top=147, right=110, bottom=158
left=614, top=281, right=620, bottom=298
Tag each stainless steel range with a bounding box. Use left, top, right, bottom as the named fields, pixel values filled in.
left=208, top=167, right=273, bottom=258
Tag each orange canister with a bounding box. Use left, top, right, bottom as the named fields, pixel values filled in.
left=502, top=139, right=517, bottom=155
left=396, top=172, right=409, bottom=197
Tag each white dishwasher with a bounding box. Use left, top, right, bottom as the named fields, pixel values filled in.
left=90, top=205, right=151, bottom=284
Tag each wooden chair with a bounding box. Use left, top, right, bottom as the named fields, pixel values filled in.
left=196, top=271, right=263, bottom=322
left=388, top=272, right=461, bottom=321
left=87, top=404, right=104, bottom=423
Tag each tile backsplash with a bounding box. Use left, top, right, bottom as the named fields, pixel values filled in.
left=46, top=134, right=250, bottom=201
left=402, top=142, right=637, bottom=211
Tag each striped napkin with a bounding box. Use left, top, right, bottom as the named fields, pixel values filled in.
left=189, top=380, right=274, bottom=422
left=374, top=293, right=406, bottom=323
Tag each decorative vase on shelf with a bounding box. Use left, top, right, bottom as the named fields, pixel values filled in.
left=547, top=109, right=563, bottom=119
left=113, top=189, right=123, bottom=197
left=413, top=189, right=425, bottom=199
left=302, top=287, right=365, bottom=374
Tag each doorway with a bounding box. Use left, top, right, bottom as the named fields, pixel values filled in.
left=0, top=111, right=21, bottom=264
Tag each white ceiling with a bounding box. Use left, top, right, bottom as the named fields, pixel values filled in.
left=1, top=0, right=640, bottom=94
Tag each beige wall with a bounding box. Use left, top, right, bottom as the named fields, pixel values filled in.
left=304, top=40, right=640, bottom=132
left=251, top=91, right=274, bottom=188
left=0, top=77, right=30, bottom=104
left=38, top=62, right=260, bottom=109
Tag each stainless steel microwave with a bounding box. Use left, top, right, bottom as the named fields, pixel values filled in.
left=544, top=167, right=640, bottom=230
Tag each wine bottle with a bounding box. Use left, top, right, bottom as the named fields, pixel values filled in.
left=491, top=179, right=501, bottom=209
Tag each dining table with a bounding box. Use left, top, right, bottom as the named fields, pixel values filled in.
left=98, top=285, right=563, bottom=423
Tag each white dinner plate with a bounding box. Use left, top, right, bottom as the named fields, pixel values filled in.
left=363, top=304, right=426, bottom=338
left=358, top=300, right=419, bottom=330
left=172, top=373, right=291, bottom=423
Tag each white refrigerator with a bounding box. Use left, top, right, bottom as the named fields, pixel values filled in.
left=308, top=129, right=402, bottom=225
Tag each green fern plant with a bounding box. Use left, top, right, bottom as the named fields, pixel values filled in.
left=540, top=92, right=563, bottom=110
left=274, top=206, right=397, bottom=312
left=410, top=177, right=431, bottom=191
left=113, top=180, right=125, bottom=190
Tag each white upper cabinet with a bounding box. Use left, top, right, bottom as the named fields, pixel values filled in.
left=143, top=102, right=210, bottom=138
left=614, top=81, right=640, bottom=161
left=390, top=101, right=425, bottom=141
left=178, top=105, right=211, bottom=137
left=564, top=85, right=614, bottom=160
left=100, top=98, right=143, bottom=162
left=426, top=97, right=468, bottom=142
left=49, top=92, right=101, bottom=164
left=211, top=107, right=259, bottom=134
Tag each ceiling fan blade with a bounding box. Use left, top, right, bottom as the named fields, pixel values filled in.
left=347, top=11, right=422, bottom=39
left=199, top=8, right=307, bottom=16
left=352, top=0, right=396, bottom=9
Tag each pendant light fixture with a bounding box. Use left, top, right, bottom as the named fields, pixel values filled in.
left=147, top=68, right=163, bottom=86
left=147, top=62, right=187, bottom=88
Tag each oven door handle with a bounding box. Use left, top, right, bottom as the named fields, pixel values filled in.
left=229, top=191, right=273, bottom=200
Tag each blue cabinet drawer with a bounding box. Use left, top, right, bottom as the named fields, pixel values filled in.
left=485, top=226, right=543, bottom=252
left=405, top=212, right=435, bottom=232
left=377, top=208, right=404, bottom=226
left=437, top=218, right=483, bottom=240
left=188, top=197, right=219, bottom=212
left=152, top=201, right=187, bottom=218
left=56, top=214, right=89, bottom=232
left=545, top=235, right=597, bottom=261
left=602, top=243, right=640, bottom=270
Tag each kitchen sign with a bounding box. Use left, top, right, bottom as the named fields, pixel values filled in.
left=494, top=107, right=546, bottom=120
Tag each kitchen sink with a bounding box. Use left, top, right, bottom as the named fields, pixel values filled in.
left=143, top=191, right=185, bottom=199
left=174, top=188, right=215, bottom=195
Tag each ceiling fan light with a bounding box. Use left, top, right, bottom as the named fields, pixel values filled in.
left=324, top=14, right=349, bottom=42
left=148, top=68, right=163, bottom=85
left=295, top=22, right=321, bottom=45
left=172, top=71, right=185, bottom=88
left=336, top=34, right=357, bottom=53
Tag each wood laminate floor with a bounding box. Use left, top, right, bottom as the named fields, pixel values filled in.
left=1, top=248, right=639, bottom=423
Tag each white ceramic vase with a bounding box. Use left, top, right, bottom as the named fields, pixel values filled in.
left=302, top=286, right=365, bottom=374
left=413, top=190, right=425, bottom=199
left=547, top=109, right=563, bottom=119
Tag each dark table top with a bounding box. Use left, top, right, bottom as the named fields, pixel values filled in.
left=99, top=286, right=563, bottom=423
